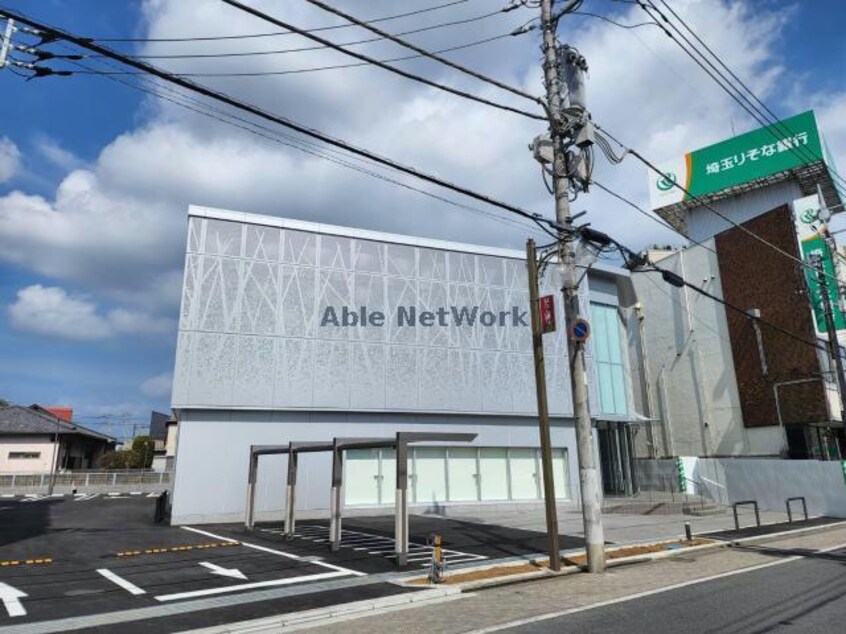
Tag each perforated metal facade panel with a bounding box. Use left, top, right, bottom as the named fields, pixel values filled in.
left=172, top=207, right=629, bottom=416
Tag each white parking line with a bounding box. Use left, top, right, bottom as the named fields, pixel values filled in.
left=154, top=570, right=348, bottom=602
left=181, top=526, right=366, bottom=577
left=97, top=569, right=146, bottom=595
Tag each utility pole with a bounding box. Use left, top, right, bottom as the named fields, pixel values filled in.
left=47, top=412, right=61, bottom=496
left=539, top=0, right=605, bottom=572
left=527, top=238, right=560, bottom=571
left=812, top=253, right=846, bottom=460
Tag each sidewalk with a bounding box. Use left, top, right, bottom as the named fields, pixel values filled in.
left=418, top=502, right=793, bottom=545
left=289, top=524, right=846, bottom=634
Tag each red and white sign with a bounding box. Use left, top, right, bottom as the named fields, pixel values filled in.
left=539, top=295, right=556, bottom=334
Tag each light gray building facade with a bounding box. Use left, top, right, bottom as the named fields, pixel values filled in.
left=169, top=206, right=642, bottom=524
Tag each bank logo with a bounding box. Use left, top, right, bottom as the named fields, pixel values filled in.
left=656, top=172, right=677, bottom=192
left=800, top=208, right=819, bottom=225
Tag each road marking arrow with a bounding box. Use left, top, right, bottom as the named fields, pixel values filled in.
left=199, top=562, right=247, bottom=580
left=0, top=582, right=27, bottom=618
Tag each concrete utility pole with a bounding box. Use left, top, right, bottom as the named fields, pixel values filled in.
left=527, top=238, right=560, bottom=572
left=539, top=0, right=605, bottom=572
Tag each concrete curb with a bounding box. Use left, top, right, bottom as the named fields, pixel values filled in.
left=178, top=587, right=463, bottom=633
left=723, top=519, right=846, bottom=547
left=396, top=519, right=846, bottom=593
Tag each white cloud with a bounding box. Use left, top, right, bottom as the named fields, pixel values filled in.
left=35, top=136, right=85, bottom=172
left=0, top=0, right=836, bottom=315
left=140, top=372, right=173, bottom=398
left=0, top=137, right=21, bottom=183
left=8, top=284, right=174, bottom=341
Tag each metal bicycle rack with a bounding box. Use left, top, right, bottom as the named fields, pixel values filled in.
left=786, top=496, right=808, bottom=524
left=732, top=500, right=760, bottom=531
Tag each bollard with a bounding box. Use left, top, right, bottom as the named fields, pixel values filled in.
left=428, top=533, right=445, bottom=584
left=684, top=522, right=692, bottom=542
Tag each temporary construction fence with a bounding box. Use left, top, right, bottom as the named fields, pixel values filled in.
left=632, top=457, right=846, bottom=519
left=0, top=470, right=171, bottom=494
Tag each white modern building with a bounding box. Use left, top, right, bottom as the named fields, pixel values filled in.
left=169, top=206, right=642, bottom=524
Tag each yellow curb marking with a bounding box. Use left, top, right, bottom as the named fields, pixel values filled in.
left=0, top=557, right=52, bottom=567
left=115, top=541, right=239, bottom=558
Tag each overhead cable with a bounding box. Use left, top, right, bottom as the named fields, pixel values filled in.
left=215, top=0, right=544, bottom=120
left=640, top=0, right=846, bottom=192
left=88, top=0, right=474, bottom=43
left=301, top=0, right=544, bottom=106
left=596, top=124, right=841, bottom=286
left=93, top=8, right=505, bottom=60
left=576, top=226, right=844, bottom=361
left=0, top=8, right=558, bottom=235
left=62, top=33, right=513, bottom=78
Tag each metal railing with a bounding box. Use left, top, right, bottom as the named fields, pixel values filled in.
left=0, top=470, right=170, bottom=491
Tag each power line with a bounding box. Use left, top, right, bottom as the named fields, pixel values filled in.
left=639, top=0, right=846, bottom=193
left=301, top=0, right=544, bottom=107
left=571, top=10, right=657, bottom=30
left=60, top=33, right=514, bottom=79
left=596, top=124, right=842, bottom=287
left=217, top=0, right=544, bottom=120
left=575, top=227, right=844, bottom=362
left=0, top=8, right=559, bottom=235
left=649, top=0, right=846, bottom=192
left=592, top=179, right=717, bottom=255
left=91, top=7, right=505, bottom=60
left=88, top=0, right=474, bottom=43
left=59, top=54, right=551, bottom=239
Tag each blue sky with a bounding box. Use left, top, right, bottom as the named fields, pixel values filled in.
left=0, top=0, right=844, bottom=440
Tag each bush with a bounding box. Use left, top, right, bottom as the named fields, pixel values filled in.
left=97, top=436, right=154, bottom=470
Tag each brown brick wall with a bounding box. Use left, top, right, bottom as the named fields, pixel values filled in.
left=714, top=204, right=828, bottom=427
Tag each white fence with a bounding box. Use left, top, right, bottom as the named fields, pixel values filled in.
left=681, top=457, right=846, bottom=518
left=0, top=470, right=170, bottom=493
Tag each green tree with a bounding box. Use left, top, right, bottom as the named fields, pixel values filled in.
left=128, top=435, right=155, bottom=469
left=98, top=450, right=130, bottom=470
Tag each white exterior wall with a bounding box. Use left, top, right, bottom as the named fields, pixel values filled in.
left=0, top=437, right=57, bottom=474
left=634, top=241, right=784, bottom=457
left=170, top=411, right=580, bottom=525
left=683, top=457, right=846, bottom=518
left=170, top=207, right=631, bottom=524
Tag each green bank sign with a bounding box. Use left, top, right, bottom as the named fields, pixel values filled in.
left=650, top=111, right=825, bottom=210
left=793, top=194, right=846, bottom=335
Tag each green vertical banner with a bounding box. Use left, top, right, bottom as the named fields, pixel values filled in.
left=841, top=460, right=846, bottom=486
left=676, top=456, right=686, bottom=492
left=793, top=194, right=846, bottom=334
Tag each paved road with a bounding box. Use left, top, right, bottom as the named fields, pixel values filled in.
left=497, top=545, right=846, bottom=633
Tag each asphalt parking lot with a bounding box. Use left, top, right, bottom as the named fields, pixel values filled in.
left=0, top=495, right=582, bottom=632
left=0, top=495, right=400, bottom=632
left=209, top=514, right=590, bottom=575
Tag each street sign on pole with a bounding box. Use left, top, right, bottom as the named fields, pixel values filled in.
left=570, top=318, right=591, bottom=342
left=540, top=295, right=556, bottom=334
